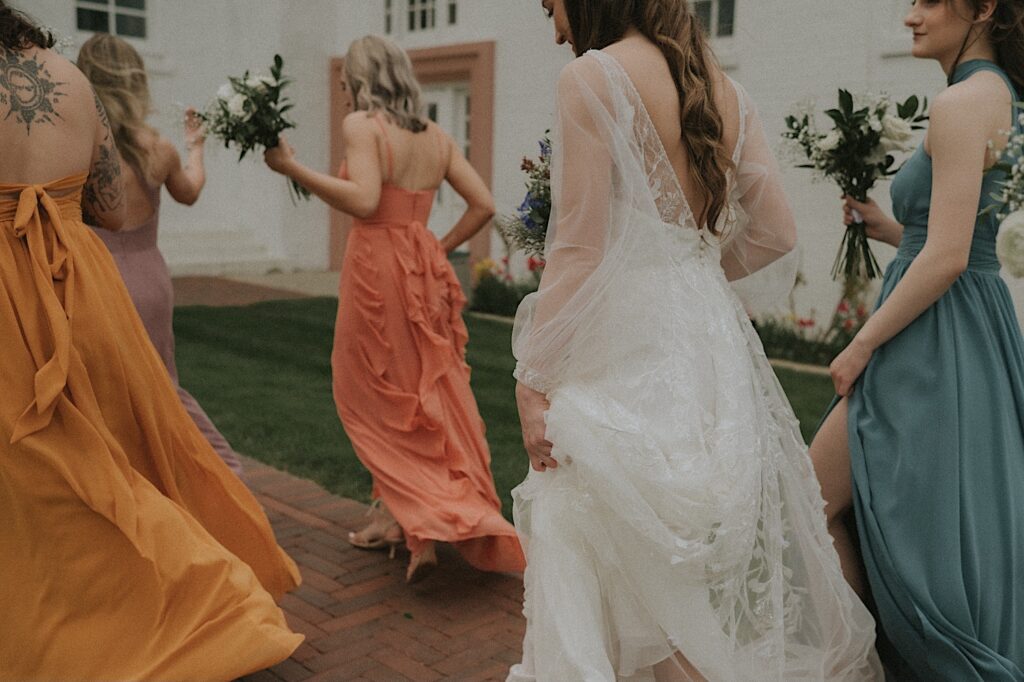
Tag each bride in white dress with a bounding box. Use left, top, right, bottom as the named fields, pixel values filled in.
left=509, top=1, right=882, bottom=680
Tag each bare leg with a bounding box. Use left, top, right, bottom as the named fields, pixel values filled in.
left=808, top=397, right=867, bottom=598
left=653, top=651, right=707, bottom=682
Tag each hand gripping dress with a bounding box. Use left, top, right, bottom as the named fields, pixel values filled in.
left=507, top=51, right=882, bottom=681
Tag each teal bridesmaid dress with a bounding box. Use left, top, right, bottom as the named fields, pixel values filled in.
left=834, top=60, right=1024, bottom=680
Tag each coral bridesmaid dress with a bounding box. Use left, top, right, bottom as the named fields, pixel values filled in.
left=332, top=118, right=524, bottom=573
left=0, top=174, right=301, bottom=680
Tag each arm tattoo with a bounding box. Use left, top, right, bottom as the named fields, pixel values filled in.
left=82, top=93, right=124, bottom=225
left=0, top=47, right=66, bottom=134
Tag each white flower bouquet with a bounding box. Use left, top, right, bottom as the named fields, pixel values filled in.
left=985, top=110, right=1024, bottom=277
left=784, top=90, right=928, bottom=281
left=198, top=54, right=310, bottom=201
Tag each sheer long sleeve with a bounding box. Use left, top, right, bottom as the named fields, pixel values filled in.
left=721, top=83, right=799, bottom=312
left=512, top=57, right=617, bottom=393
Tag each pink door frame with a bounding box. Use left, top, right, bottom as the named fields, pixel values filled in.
left=328, top=40, right=496, bottom=271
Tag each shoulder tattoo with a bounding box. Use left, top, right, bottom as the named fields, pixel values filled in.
left=0, top=48, right=67, bottom=134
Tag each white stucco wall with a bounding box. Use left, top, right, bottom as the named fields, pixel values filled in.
left=15, top=0, right=1024, bottom=326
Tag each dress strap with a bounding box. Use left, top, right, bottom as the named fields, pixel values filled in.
left=432, top=123, right=451, bottom=173
left=372, top=114, right=396, bottom=183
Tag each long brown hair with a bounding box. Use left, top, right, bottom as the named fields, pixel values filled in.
left=564, top=0, right=733, bottom=233
left=76, top=33, right=157, bottom=183
left=0, top=1, right=55, bottom=51
left=949, top=0, right=1024, bottom=92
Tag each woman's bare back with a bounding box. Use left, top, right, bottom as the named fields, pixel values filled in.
left=603, top=35, right=741, bottom=225
left=371, top=116, right=451, bottom=192
left=0, top=47, right=98, bottom=182
left=0, top=46, right=124, bottom=227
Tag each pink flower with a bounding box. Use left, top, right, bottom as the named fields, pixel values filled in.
left=843, top=319, right=855, bottom=331
left=837, top=300, right=850, bottom=314
left=856, top=304, right=868, bottom=318
left=798, top=318, right=815, bottom=329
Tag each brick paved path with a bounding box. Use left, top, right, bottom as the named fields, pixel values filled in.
left=172, top=276, right=526, bottom=680
left=238, top=455, right=526, bottom=682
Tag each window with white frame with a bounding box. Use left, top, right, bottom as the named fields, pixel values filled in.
left=693, top=0, right=735, bottom=38
left=76, top=0, right=147, bottom=39
left=408, top=0, right=436, bottom=32
left=391, top=0, right=456, bottom=34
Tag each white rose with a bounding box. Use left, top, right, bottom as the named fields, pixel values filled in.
left=226, top=93, right=250, bottom=120
left=997, top=210, right=1024, bottom=277
left=868, top=115, right=883, bottom=133
left=818, top=130, right=842, bottom=152
left=880, top=115, right=914, bottom=152
left=217, top=83, right=234, bottom=101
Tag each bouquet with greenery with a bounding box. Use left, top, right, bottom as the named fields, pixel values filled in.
left=198, top=54, right=310, bottom=201
left=784, top=90, right=927, bottom=282
left=984, top=108, right=1024, bottom=276
left=496, top=134, right=552, bottom=258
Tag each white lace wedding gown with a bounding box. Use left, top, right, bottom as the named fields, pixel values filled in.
left=507, top=50, right=882, bottom=681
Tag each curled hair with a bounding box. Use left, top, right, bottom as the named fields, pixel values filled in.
left=564, top=0, right=734, bottom=234
left=344, top=34, right=428, bottom=133
left=77, top=33, right=157, bottom=184
left=950, top=0, right=1024, bottom=92
left=0, top=1, right=55, bottom=51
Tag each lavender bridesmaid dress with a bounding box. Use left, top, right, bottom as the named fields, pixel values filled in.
left=92, top=165, right=243, bottom=475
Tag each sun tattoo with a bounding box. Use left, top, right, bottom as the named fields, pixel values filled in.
left=0, top=48, right=67, bottom=134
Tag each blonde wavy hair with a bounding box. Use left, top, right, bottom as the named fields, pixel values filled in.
left=77, top=34, right=157, bottom=183
left=344, top=35, right=428, bottom=133
left=565, top=0, right=734, bottom=235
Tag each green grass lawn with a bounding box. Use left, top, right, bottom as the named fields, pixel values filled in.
left=175, top=298, right=835, bottom=519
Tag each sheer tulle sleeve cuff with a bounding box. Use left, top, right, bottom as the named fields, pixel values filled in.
left=513, top=363, right=555, bottom=394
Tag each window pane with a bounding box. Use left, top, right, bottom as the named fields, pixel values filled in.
left=427, top=103, right=438, bottom=122
left=115, top=12, right=146, bottom=37
left=408, top=5, right=416, bottom=31
left=717, top=0, right=735, bottom=37
left=448, top=0, right=456, bottom=25
left=115, top=0, right=145, bottom=9
left=693, top=1, right=712, bottom=35
left=76, top=7, right=109, bottom=32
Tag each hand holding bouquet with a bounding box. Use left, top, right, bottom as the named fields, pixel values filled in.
left=496, top=134, right=552, bottom=259
left=784, top=90, right=927, bottom=281
left=197, top=54, right=310, bottom=201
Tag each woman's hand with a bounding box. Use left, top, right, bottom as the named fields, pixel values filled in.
left=515, top=382, right=558, bottom=472
left=843, top=195, right=903, bottom=247
left=264, top=135, right=297, bottom=176
left=829, top=336, right=874, bottom=397
left=184, top=107, right=206, bottom=148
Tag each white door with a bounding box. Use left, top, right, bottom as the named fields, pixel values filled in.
left=422, top=83, right=470, bottom=253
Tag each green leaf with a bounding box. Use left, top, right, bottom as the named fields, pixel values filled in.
left=838, top=89, right=854, bottom=116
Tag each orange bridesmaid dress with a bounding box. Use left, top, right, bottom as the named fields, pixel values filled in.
left=0, top=175, right=302, bottom=680
left=332, top=122, right=525, bottom=574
